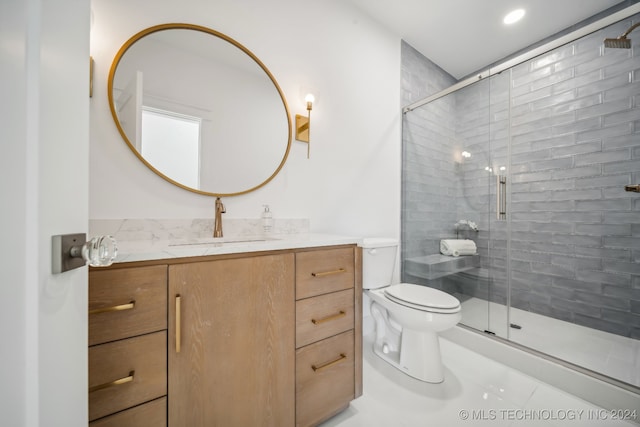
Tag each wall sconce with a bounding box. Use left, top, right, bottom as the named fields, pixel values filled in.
left=295, top=93, right=315, bottom=158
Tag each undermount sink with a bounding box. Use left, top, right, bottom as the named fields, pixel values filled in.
left=168, top=236, right=280, bottom=247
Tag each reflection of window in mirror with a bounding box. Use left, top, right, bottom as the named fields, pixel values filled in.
left=141, top=107, right=201, bottom=189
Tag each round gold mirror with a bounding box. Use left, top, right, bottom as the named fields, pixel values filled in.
left=108, top=23, right=292, bottom=196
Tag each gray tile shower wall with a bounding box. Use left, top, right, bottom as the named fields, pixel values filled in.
left=401, top=15, right=640, bottom=339
left=401, top=41, right=457, bottom=263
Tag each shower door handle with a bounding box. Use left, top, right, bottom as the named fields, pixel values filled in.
left=497, top=175, right=507, bottom=220
left=624, top=184, right=640, bottom=193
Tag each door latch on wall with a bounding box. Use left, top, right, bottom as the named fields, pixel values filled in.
left=52, top=233, right=117, bottom=274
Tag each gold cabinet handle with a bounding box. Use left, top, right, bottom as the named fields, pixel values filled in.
left=311, top=268, right=346, bottom=277
left=312, top=353, right=347, bottom=372
left=88, top=301, right=135, bottom=315
left=175, top=294, right=181, bottom=353
left=89, top=371, right=134, bottom=393
left=312, top=310, right=346, bottom=325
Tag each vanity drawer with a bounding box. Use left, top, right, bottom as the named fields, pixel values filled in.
left=89, top=397, right=166, bottom=427
left=296, top=289, right=354, bottom=348
left=296, top=330, right=355, bottom=427
left=89, top=331, right=167, bottom=422
left=89, top=265, right=167, bottom=346
left=296, top=247, right=354, bottom=300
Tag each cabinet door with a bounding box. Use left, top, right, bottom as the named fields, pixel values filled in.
left=168, top=254, right=295, bottom=427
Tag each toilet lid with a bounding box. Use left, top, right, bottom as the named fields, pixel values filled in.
left=384, top=283, right=461, bottom=314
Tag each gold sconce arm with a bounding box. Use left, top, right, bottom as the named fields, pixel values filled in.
left=295, top=93, right=315, bottom=158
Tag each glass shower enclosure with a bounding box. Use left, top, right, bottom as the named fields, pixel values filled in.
left=401, top=8, right=640, bottom=390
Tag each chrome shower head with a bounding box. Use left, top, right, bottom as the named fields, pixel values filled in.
left=604, top=22, right=640, bottom=49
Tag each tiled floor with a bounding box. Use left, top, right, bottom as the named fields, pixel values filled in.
left=460, top=297, right=640, bottom=387
left=320, top=333, right=638, bottom=427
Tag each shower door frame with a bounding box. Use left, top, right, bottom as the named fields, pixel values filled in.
left=403, top=3, right=640, bottom=115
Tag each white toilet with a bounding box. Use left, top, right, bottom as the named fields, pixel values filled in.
left=362, top=238, right=461, bottom=383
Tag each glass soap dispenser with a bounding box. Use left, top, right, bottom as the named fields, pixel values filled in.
left=262, top=205, right=273, bottom=234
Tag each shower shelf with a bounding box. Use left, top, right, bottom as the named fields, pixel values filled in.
left=405, top=254, right=480, bottom=280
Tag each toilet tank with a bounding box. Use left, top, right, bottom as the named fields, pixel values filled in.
left=361, top=238, right=398, bottom=289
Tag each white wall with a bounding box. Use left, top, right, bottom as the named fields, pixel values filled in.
left=89, top=0, right=402, bottom=240
left=1, top=0, right=90, bottom=425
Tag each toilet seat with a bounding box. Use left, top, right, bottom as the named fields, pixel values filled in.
left=383, top=283, right=461, bottom=314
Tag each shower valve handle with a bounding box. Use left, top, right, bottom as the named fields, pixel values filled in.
left=624, top=184, right=640, bottom=193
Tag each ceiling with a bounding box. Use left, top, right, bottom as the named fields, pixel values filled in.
left=347, top=0, right=627, bottom=79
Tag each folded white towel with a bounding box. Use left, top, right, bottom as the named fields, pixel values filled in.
left=440, top=239, right=477, bottom=257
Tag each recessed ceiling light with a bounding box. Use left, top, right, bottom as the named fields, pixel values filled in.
left=503, top=9, right=526, bottom=25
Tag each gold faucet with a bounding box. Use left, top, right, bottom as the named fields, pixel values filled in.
left=213, top=197, right=226, bottom=237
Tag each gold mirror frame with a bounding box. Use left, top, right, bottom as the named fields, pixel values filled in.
left=107, top=23, right=292, bottom=197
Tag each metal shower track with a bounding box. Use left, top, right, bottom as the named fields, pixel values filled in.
left=402, top=3, right=640, bottom=114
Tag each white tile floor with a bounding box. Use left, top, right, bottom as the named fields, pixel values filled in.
left=460, top=298, right=640, bottom=387
left=320, top=333, right=639, bottom=427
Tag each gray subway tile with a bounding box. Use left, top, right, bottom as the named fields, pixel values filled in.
left=601, top=309, right=640, bottom=328
left=574, top=223, right=632, bottom=236
left=553, top=165, right=601, bottom=179
left=530, top=262, right=575, bottom=277
left=577, top=73, right=630, bottom=99
left=550, top=189, right=601, bottom=201
left=577, top=122, right=632, bottom=143
left=574, top=290, right=630, bottom=310
left=603, top=259, right=640, bottom=275
left=551, top=141, right=602, bottom=158
left=552, top=277, right=602, bottom=293
left=552, top=116, right=602, bottom=137
left=574, top=149, right=631, bottom=166
left=575, top=246, right=631, bottom=261
left=549, top=212, right=602, bottom=223
left=575, top=198, right=631, bottom=211
left=603, top=212, right=640, bottom=224
left=603, top=236, right=640, bottom=249
left=530, top=157, right=574, bottom=171
left=602, top=284, right=640, bottom=301
left=576, top=98, right=631, bottom=121
left=575, top=173, right=630, bottom=189
left=576, top=269, right=631, bottom=286
left=603, top=108, right=640, bottom=127
left=603, top=159, right=640, bottom=173
left=529, top=179, right=575, bottom=192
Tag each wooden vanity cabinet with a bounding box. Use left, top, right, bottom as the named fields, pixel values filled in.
left=294, top=247, right=363, bottom=427
left=88, top=244, right=361, bottom=427
left=168, top=253, right=296, bottom=427
left=88, top=265, right=168, bottom=426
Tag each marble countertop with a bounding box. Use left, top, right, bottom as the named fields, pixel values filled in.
left=113, top=233, right=363, bottom=264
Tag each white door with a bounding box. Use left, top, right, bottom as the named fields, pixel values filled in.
left=1, top=0, right=90, bottom=426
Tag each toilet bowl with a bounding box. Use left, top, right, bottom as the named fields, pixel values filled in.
left=362, top=238, right=461, bottom=383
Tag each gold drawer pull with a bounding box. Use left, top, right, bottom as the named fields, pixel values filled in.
left=88, top=301, right=135, bottom=315
left=312, top=354, right=347, bottom=372
left=89, top=371, right=134, bottom=393
left=312, top=310, right=346, bottom=325
left=176, top=295, right=181, bottom=353
left=311, top=268, right=346, bottom=277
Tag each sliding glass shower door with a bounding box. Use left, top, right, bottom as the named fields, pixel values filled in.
left=401, top=72, right=510, bottom=340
